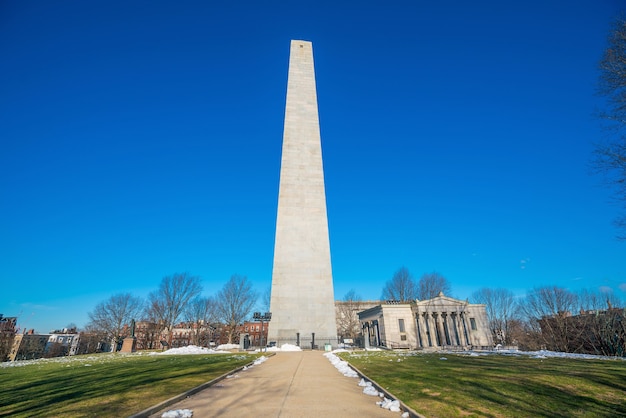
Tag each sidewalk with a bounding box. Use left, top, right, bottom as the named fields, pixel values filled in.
left=148, top=351, right=395, bottom=417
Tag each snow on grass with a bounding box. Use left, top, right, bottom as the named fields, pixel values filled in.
left=157, top=345, right=230, bottom=355
left=377, top=398, right=401, bottom=412
left=215, top=344, right=239, bottom=351
left=326, top=351, right=406, bottom=415
left=253, top=355, right=268, bottom=365
left=324, top=351, right=358, bottom=378
left=161, top=409, right=193, bottom=418
left=361, top=380, right=381, bottom=396
left=452, top=349, right=626, bottom=361
left=1, top=343, right=254, bottom=369
left=0, top=352, right=147, bottom=368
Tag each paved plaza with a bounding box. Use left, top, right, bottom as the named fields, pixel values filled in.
left=148, top=351, right=397, bottom=417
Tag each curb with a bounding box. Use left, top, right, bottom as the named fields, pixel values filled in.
left=347, top=362, right=426, bottom=418
left=128, top=353, right=275, bottom=418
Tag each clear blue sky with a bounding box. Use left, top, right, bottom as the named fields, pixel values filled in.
left=1, top=1, right=625, bottom=333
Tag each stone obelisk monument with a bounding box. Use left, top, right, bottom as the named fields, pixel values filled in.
left=268, top=40, right=337, bottom=348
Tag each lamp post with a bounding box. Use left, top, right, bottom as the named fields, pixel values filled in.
left=252, top=312, right=272, bottom=352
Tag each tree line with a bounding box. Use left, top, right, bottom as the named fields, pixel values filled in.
left=474, top=285, right=625, bottom=356
left=86, top=272, right=258, bottom=350
left=88, top=267, right=625, bottom=357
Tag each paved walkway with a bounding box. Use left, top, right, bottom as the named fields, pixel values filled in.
left=148, top=351, right=395, bottom=417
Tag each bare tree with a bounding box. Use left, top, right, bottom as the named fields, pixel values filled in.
left=214, top=274, right=257, bottom=344
left=471, top=288, right=518, bottom=345
left=261, top=286, right=271, bottom=312
left=87, top=293, right=144, bottom=351
left=508, top=318, right=543, bottom=351
left=596, top=18, right=626, bottom=238
left=577, top=288, right=626, bottom=356
left=417, top=271, right=451, bottom=300
left=184, top=296, right=215, bottom=346
left=578, top=288, right=623, bottom=312
left=336, top=289, right=363, bottom=342
left=74, top=323, right=109, bottom=354
left=381, top=267, right=417, bottom=302
left=519, top=286, right=580, bottom=352
left=147, top=272, right=202, bottom=345
left=0, top=316, right=17, bottom=362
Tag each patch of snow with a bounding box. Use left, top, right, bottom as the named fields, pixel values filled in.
left=0, top=353, right=145, bottom=368
left=215, top=344, right=239, bottom=351
left=453, top=348, right=626, bottom=361
left=359, top=379, right=382, bottom=396
left=323, top=352, right=358, bottom=378
left=158, top=345, right=229, bottom=355
left=363, top=384, right=380, bottom=396
left=253, top=356, right=268, bottom=366
left=377, top=398, right=401, bottom=412
left=161, top=409, right=193, bottom=418
left=265, top=343, right=302, bottom=352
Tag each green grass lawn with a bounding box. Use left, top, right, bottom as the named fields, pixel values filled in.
left=340, top=351, right=626, bottom=418
left=0, top=351, right=261, bottom=417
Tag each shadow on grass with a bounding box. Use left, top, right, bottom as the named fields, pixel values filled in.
left=0, top=354, right=257, bottom=417
left=341, top=352, right=626, bottom=418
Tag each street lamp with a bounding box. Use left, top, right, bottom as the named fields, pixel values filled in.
left=252, top=312, right=272, bottom=352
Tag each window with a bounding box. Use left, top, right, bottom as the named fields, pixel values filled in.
left=256, top=326, right=260, bottom=331
left=400, top=335, right=407, bottom=341
left=470, top=318, right=477, bottom=331
left=398, top=319, right=406, bottom=333
left=244, top=326, right=248, bottom=332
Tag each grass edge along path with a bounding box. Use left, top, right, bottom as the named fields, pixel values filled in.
left=0, top=351, right=265, bottom=418
left=130, top=352, right=275, bottom=418
left=345, top=361, right=425, bottom=418
left=339, top=351, right=626, bottom=418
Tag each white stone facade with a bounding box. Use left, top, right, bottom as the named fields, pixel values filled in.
left=268, top=40, right=337, bottom=346
left=359, top=293, right=493, bottom=350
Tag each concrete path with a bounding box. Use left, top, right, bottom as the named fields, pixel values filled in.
left=149, top=351, right=396, bottom=418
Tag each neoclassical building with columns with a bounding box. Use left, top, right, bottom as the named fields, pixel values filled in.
left=358, top=293, right=493, bottom=350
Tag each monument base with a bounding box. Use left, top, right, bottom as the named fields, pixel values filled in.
left=120, top=337, right=137, bottom=353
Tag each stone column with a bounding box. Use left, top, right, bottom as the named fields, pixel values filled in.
left=431, top=313, right=441, bottom=346
left=422, top=313, right=432, bottom=347
left=460, top=313, right=471, bottom=346
left=441, top=312, right=452, bottom=345
left=428, top=313, right=438, bottom=347
left=415, top=313, right=423, bottom=348
left=269, top=40, right=337, bottom=346
left=373, top=320, right=381, bottom=346
left=451, top=313, right=461, bottom=346
left=363, top=323, right=370, bottom=349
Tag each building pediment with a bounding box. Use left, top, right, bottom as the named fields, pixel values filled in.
left=414, top=293, right=480, bottom=310
left=416, top=292, right=465, bottom=304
